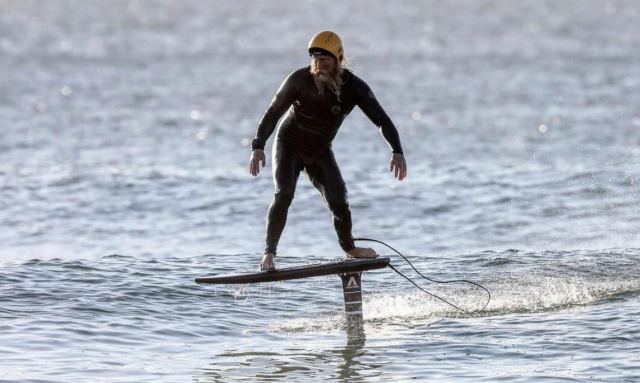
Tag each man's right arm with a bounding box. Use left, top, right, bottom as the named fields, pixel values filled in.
left=251, top=71, right=299, bottom=151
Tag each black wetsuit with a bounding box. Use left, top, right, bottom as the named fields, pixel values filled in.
left=252, top=66, right=403, bottom=255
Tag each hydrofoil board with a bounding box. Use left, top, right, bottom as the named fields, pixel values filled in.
left=195, top=257, right=390, bottom=284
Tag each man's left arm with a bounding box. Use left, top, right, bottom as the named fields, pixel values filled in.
left=354, top=76, right=407, bottom=181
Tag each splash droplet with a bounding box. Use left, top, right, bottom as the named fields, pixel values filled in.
left=61, top=86, right=72, bottom=96
left=34, top=102, right=47, bottom=113
left=196, top=128, right=208, bottom=141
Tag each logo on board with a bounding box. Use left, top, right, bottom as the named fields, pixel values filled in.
left=347, top=276, right=359, bottom=288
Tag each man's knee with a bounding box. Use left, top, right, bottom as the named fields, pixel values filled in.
left=273, top=190, right=295, bottom=207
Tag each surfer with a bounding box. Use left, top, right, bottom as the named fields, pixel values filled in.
left=249, top=31, right=407, bottom=271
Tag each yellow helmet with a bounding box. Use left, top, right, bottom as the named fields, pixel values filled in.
left=308, top=31, right=344, bottom=62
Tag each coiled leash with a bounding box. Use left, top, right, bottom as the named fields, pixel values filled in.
left=354, top=238, right=491, bottom=313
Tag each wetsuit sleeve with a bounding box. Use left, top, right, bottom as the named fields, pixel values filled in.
left=251, top=71, right=298, bottom=150
left=353, top=75, right=404, bottom=154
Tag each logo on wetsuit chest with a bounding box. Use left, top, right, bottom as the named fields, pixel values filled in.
left=331, top=105, right=341, bottom=114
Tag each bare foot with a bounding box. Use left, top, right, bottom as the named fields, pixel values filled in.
left=346, top=247, right=378, bottom=259
left=259, top=252, right=276, bottom=271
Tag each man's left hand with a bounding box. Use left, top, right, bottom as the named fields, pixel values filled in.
left=390, top=153, right=407, bottom=181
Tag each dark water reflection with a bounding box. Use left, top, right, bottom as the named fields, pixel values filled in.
left=196, top=324, right=375, bottom=382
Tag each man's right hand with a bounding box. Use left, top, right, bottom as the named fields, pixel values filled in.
left=249, top=149, right=266, bottom=176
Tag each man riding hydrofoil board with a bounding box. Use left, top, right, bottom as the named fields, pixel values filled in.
left=249, top=31, right=407, bottom=271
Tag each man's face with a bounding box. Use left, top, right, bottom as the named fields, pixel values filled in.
left=312, top=54, right=336, bottom=74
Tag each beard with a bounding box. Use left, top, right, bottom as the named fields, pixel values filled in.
left=310, top=62, right=343, bottom=100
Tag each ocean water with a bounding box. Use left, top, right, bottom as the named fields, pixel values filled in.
left=1, top=0, right=640, bottom=381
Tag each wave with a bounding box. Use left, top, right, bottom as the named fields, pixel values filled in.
left=3, top=249, right=639, bottom=334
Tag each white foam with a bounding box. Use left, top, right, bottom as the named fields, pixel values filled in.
left=272, top=275, right=640, bottom=333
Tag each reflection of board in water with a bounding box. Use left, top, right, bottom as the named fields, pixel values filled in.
left=194, top=257, right=390, bottom=284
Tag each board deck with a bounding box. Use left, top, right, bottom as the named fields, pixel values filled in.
left=195, top=257, right=390, bottom=284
